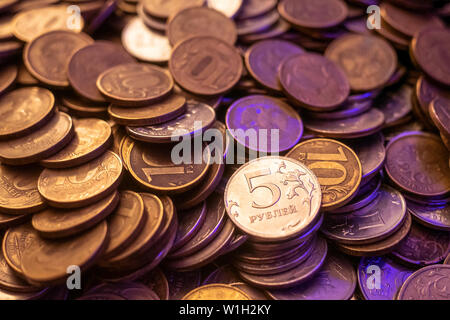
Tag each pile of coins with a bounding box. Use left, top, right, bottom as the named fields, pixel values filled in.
left=0, top=0, right=449, bottom=301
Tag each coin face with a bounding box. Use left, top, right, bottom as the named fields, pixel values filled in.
left=68, top=41, right=135, bottom=103
left=377, top=85, right=412, bottom=127
left=172, top=202, right=207, bottom=251
left=415, top=76, right=450, bottom=117
left=32, top=191, right=119, bottom=239
left=406, top=200, right=450, bottom=231
left=237, top=0, right=276, bottom=19
left=12, top=5, right=84, bottom=42
left=411, top=28, right=450, bottom=87
left=385, top=132, right=450, bottom=197
left=325, top=34, right=397, bottom=92
left=141, top=268, right=169, bottom=300
left=278, top=0, right=348, bottom=29
left=226, top=95, right=303, bottom=153
left=0, top=165, right=45, bottom=215
left=0, top=112, right=74, bottom=165
left=97, top=63, right=174, bottom=106
left=397, top=265, right=450, bottom=300
left=236, top=10, right=279, bottom=36
left=169, top=36, right=243, bottom=96
left=38, top=150, right=123, bottom=208
left=182, top=284, right=250, bottom=300
left=279, top=53, right=350, bottom=111
left=206, top=0, right=242, bottom=18
left=21, top=221, right=108, bottom=285
left=142, top=0, right=205, bottom=19
left=287, top=139, right=362, bottom=210
left=0, top=87, right=55, bottom=139
left=40, top=118, right=112, bottom=168
left=224, top=156, right=322, bottom=241
left=245, top=40, right=304, bottom=91
left=429, top=97, right=450, bottom=137
left=24, top=30, right=93, bottom=87
left=168, top=7, right=237, bottom=46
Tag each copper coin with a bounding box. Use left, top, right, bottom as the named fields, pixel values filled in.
left=267, top=252, right=356, bottom=300
left=182, top=283, right=250, bottom=300
left=335, top=211, right=412, bottom=257
left=140, top=268, right=169, bottom=300
left=167, top=7, right=237, bottom=46
left=171, top=201, right=207, bottom=251
left=322, top=185, right=407, bottom=244
left=97, top=63, right=174, bottom=106
left=429, top=97, right=450, bottom=137
left=230, top=283, right=266, bottom=300
left=397, top=265, right=450, bottom=300
left=325, top=34, right=397, bottom=92
left=237, top=0, right=276, bottom=19
left=165, top=270, right=202, bottom=300
left=61, top=92, right=108, bottom=118
left=40, top=118, right=112, bottom=169
left=174, top=84, right=223, bottom=110
left=411, top=28, right=450, bottom=87
left=287, top=139, right=362, bottom=210
left=0, top=112, right=74, bottom=166
left=373, top=18, right=410, bottom=51
left=240, top=19, right=291, bottom=43
left=226, top=95, right=303, bottom=153
left=279, top=53, right=350, bottom=111
left=0, top=87, right=55, bottom=140
left=236, top=10, right=279, bottom=36
left=12, top=5, right=84, bottom=42
left=224, top=156, right=322, bottom=242
left=415, top=76, right=450, bottom=118
left=169, top=36, right=243, bottom=96
left=68, top=41, right=135, bottom=103
left=303, top=100, right=372, bottom=121
left=142, top=0, right=205, bottom=19
left=121, top=17, right=171, bottom=63
left=202, top=264, right=240, bottom=285
left=108, top=94, right=186, bottom=126
left=38, top=150, right=123, bottom=208
left=385, top=132, right=450, bottom=198
left=304, top=108, right=385, bottom=139
left=380, top=2, right=444, bottom=38
left=0, top=164, right=45, bottom=215
left=376, top=85, right=412, bottom=128
left=137, top=2, right=167, bottom=32
left=21, top=221, right=108, bottom=286
left=206, top=0, right=242, bottom=18
left=406, top=200, right=450, bottom=231
left=0, top=212, right=30, bottom=230
left=31, top=191, right=119, bottom=239
left=392, top=222, right=450, bottom=267
left=0, top=64, right=17, bottom=96
left=126, top=99, right=215, bottom=143
left=24, top=31, right=93, bottom=88
left=278, top=0, right=348, bottom=29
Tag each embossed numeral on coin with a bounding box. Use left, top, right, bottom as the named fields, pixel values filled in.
left=244, top=169, right=281, bottom=209
left=302, top=146, right=348, bottom=186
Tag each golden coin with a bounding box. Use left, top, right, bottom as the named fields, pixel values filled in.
left=0, top=87, right=55, bottom=140
left=40, top=118, right=112, bottom=169
left=31, top=191, right=119, bottom=239
left=182, top=284, right=251, bottom=300
left=0, top=112, right=74, bottom=166
left=0, top=164, right=45, bottom=215
left=38, top=150, right=123, bottom=208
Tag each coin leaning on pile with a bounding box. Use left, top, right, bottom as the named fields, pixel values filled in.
left=0, top=0, right=449, bottom=301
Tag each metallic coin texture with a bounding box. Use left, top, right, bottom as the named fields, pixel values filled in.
left=407, top=200, right=450, bottom=231
left=182, top=284, right=250, bottom=300
left=397, top=265, right=450, bottom=300
left=142, top=0, right=205, bottom=19
left=171, top=202, right=207, bottom=252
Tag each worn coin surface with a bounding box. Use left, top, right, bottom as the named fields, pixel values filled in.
left=397, top=265, right=450, bottom=300
left=169, top=36, right=242, bottom=96
left=407, top=200, right=450, bottom=231
left=143, top=0, right=205, bottom=19
left=38, top=150, right=123, bottom=208
left=287, top=139, right=362, bottom=210
left=224, top=156, right=321, bottom=241
left=415, top=76, right=450, bottom=118
left=24, top=31, right=93, bottom=88
left=97, top=63, right=173, bottom=106
left=40, top=118, right=112, bottom=169
left=182, top=284, right=250, bottom=300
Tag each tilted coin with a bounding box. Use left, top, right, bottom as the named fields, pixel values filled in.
left=165, top=269, right=202, bottom=300
left=202, top=264, right=241, bottom=285
left=237, top=0, right=276, bottom=19
left=167, top=7, right=237, bottom=46
left=169, top=36, right=243, bottom=96
left=171, top=202, right=207, bottom=252
left=32, top=191, right=119, bottom=239
left=21, top=221, right=108, bottom=286
left=279, top=53, right=350, bottom=111
left=303, top=100, right=372, bottom=120
left=224, top=156, right=322, bottom=241
left=108, top=94, right=186, bottom=126
left=415, top=76, right=450, bottom=119
left=60, top=92, right=108, bottom=118
left=376, top=85, right=412, bottom=128
left=0, top=112, right=74, bottom=165
left=240, top=19, right=291, bottom=43
left=325, top=34, right=397, bottom=92
left=38, top=150, right=123, bottom=208
left=142, top=0, right=205, bottom=19
left=0, top=87, right=55, bottom=140
left=226, top=95, right=303, bottom=153
left=68, top=41, right=135, bottom=103
left=137, top=2, right=166, bottom=32
left=12, top=5, right=84, bottom=42
left=397, top=265, right=450, bottom=300
left=40, top=118, right=112, bottom=169
left=0, top=64, right=17, bottom=96
left=182, top=284, right=250, bottom=300
left=206, top=0, right=242, bottom=18
left=407, top=199, right=450, bottom=231
left=287, top=139, right=362, bottom=210
left=385, top=132, right=450, bottom=198
left=0, top=164, right=45, bottom=215
left=0, top=212, right=30, bottom=229
left=236, top=10, right=280, bottom=36
left=429, top=97, right=450, bottom=137
left=140, top=268, right=169, bottom=300
left=23, top=30, right=93, bottom=88
left=97, top=63, right=173, bottom=106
